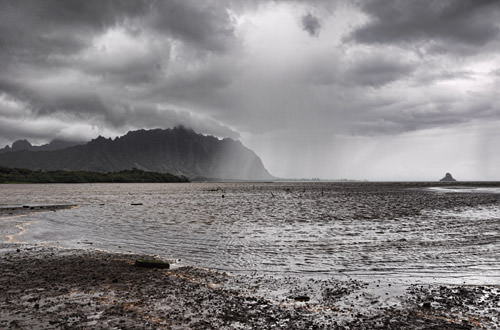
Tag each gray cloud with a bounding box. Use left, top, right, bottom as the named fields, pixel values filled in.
left=412, top=69, right=475, bottom=85
left=0, top=0, right=236, bottom=67
left=0, top=0, right=240, bottom=140
left=1, top=0, right=500, bottom=179
left=343, top=55, right=415, bottom=87
left=0, top=0, right=149, bottom=64
left=350, top=0, right=500, bottom=52
left=150, top=0, right=238, bottom=52
left=301, top=13, right=322, bottom=36
left=300, top=49, right=416, bottom=88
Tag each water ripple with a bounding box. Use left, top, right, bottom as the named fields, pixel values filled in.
left=1, top=182, right=499, bottom=283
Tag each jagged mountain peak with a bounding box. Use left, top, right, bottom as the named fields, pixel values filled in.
left=1, top=138, right=84, bottom=154
left=11, top=139, right=32, bottom=151
left=0, top=128, right=273, bottom=181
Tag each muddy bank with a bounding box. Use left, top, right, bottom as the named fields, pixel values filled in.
left=1, top=243, right=498, bottom=329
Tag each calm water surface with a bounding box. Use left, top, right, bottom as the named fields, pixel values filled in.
left=1, top=182, right=500, bottom=283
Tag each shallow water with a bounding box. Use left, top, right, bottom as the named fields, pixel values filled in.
left=1, top=182, right=500, bottom=283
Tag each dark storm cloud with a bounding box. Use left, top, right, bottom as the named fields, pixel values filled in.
left=0, top=0, right=240, bottom=143
left=0, top=0, right=149, bottom=62
left=304, top=51, right=415, bottom=88
left=301, top=13, right=321, bottom=36
left=0, top=0, right=237, bottom=64
left=150, top=0, right=237, bottom=52
left=343, top=88, right=500, bottom=136
left=1, top=0, right=500, bottom=180
left=344, top=55, right=415, bottom=87
left=103, top=104, right=239, bottom=139
left=351, top=0, right=500, bottom=51
left=0, top=76, right=109, bottom=117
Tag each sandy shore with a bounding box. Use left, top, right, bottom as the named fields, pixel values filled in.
left=1, top=243, right=498, bottom=329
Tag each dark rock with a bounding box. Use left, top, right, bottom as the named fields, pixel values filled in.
left=291, top=296, right=310, bottom=302
left=440, top=172, right=457, bottom=182
left=135, top=259, right=170, bottom=269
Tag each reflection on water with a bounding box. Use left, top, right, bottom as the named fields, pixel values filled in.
left=1, top=182, right=500, bottom=282
left=428, top=186, right=500, bottom=194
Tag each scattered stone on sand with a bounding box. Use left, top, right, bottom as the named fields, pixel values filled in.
left=291, top=295, right=310, bottom=302
left=1, top=243, right=498, bottom=329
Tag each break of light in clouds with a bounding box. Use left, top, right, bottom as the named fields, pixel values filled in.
left=1, top=0, right=500, bottom=180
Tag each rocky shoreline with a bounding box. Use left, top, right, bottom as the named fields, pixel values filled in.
left=1, top=243, right=498, bottom=329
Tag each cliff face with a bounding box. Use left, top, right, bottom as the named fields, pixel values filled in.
left=0, top=127, right=273, bottom=180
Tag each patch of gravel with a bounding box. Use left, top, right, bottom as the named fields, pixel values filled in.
left=1, top=243, right=498, bottom=329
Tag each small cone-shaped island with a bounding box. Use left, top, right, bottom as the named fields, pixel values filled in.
left=440, top=172, right=457, bottom=182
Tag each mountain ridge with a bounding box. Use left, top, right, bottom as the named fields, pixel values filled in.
left=0, top=127, right=273, bottom=181
left=0, top=139, right=84, bottom=153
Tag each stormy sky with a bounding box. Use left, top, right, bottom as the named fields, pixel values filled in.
left=1, top=0, right=500, bottom=180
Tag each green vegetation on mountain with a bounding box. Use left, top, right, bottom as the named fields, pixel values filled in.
left=0, top=167, right=188, bottom=183
left=0, top=127, right=273, bottom=180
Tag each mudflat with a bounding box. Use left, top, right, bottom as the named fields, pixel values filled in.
left=1, top=243, right=498, bottom=329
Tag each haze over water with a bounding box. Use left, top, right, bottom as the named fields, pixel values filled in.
left=2, top=182, right=500, bottom=284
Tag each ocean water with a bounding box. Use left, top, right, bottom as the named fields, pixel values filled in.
left=1, top=182, right=500, bottom=283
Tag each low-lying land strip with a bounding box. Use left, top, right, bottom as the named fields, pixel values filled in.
left=0, top=167, right=188, bottom=183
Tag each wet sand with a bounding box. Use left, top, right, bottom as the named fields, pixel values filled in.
left=1, top=243, right=498, bottom=329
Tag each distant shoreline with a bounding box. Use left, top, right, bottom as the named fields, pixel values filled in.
left=0, top=167, right=189, bottom=184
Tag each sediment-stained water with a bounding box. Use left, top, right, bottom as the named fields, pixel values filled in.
left=1, top=182, right=500, bottom=283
